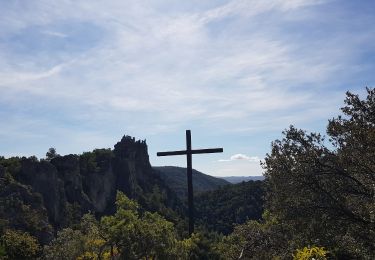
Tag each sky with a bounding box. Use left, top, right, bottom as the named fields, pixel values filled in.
left=1, top=0, right=374, bottom=177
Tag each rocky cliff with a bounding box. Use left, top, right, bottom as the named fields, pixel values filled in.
left=0, top=136, right=182, bottom=243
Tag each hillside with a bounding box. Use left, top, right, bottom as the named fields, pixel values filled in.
left=153, top=166, right=230, bottom=199
left=0, top=136, right=183, bottom=244
left=195, top=180, right=264, bottom=234
left=219, top=175, right=265, bottom=183
left=0, top=137, right=266, bottom=258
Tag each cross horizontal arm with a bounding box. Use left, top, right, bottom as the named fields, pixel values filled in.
left=157, top=150, right=188, bottom=156
left=157, top=148, right=223, bottom=156
left=191, top=148, right=223, bottom=154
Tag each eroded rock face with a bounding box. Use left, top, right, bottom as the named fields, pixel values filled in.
left=80, top=149, right=116, bottom=213
left=0, top=135, right=182, bottom=244
left=51, top=155, right=93, bottom=213
left=12, top=140, right=147, bottom=224
left=113, top=136, right=150, bottom=198
left=16, top=159, right=67, bottom=227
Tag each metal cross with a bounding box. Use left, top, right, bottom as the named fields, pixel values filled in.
left=157, top=130, right=223, bottom=235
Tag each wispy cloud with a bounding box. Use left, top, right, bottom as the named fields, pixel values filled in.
left=218, top=154, right=260, bottom=162
left=1, top=0, right=374, bottom=176
left=41, top=30, right=68, bottom=38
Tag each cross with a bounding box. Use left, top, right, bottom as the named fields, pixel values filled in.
left=157, top=130, right=223, bottom=235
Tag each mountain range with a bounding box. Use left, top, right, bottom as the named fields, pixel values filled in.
left=218, top=175, right=265, bottom=183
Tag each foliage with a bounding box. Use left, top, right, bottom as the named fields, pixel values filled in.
left=1, top=229, right=40, bottom=259
left=293, top=246, right=328, bottom=260
left=43, top=192, right=204, bottom=259
left=0, top=157, right=21, bottom=177
left=217, top=210, right=289, bottom=259
left=43, top=214, right=106, bottom=260
left=100, top=191, right=179, bottom=259
left=80, top=149, right=113, bottom=174
left=263, top=88, right=375, bottom=258
left=195, top=180, right=264, bottom=234
left=43, top=228, right=85, bottom=260
left=183, top=231, right=222, bottom=260
left=153, top=166, right=229, bottom=199
left=0, top=168, right=53, bottom=242
left=0, top=244, right=6, bottom=258
left=46, top=147, right=59, bottom=161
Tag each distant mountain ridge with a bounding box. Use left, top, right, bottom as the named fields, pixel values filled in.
left=153, top=166, right=230, bottom=199
left=218, top=176, right=264, bottom=184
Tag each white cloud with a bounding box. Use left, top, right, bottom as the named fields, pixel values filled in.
left=0, top=0, right=360, bottom=138
left=218, top=154, right=260, bottom=162
left=1, top=0, right=374, bottom=171
left=42, top=30, right=68, bottom=38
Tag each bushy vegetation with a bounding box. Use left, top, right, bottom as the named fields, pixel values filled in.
left=0, top=229, right=41, bottom=259
left=219, top=88, right=375, bottom=259
left=195, top=180, right=263, bottom=234
left=43, top=192, right=214, bottom=259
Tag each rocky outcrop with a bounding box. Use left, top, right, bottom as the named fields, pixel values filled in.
left=80, top=149, right=116, bottom=214
left=0, top=135, right=182, bottom=243
left=16, top=159, right=66, bottom=227
left=113, top=136, right=152, bottom=195
left=51, top=155, right=92, bottom=213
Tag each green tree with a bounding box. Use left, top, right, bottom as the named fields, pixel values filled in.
left=100, top=191, right=179, bottom=259
left=43, top=192, right=198, bottom=259
left=293, top=246, right=328, bottom=260
left=263, top=88, right=375, bottom=258
left=43, top=228, right=85, bottom=260
left=1, top=229, right=40, bottom=259
left=46, top=147, right=59, bottom=161
left=43, top=213, right=113, bottom=260
left=217, top=211, right=289, bottom=259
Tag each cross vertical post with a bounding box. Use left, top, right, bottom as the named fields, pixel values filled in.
left=157, top=130, right=223, bottom=235
left=186, top=130, right=194, bottom=235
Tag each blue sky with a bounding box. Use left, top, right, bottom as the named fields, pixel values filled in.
left=1, top=0, right=374, bottom=176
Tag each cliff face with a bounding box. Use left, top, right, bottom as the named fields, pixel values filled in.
left=0, top=165, right=54, bottom=244
left=113, top=137, right=150, bottom=199
left=16, top=159, right=67, bottom=227
left=0, top=136, right=181, bottom=243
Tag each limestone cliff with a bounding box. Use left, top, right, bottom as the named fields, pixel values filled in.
left=0, top=136, right=182, bottom=243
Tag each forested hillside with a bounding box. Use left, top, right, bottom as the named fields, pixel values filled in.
left=219, top=176, right=264, bottom=183
left=195, top=180, right=263, bottom=234
left=0, top=136, right=184, bottom=244
left=153, top=166, right=229, bottom=199
left=0, top=136, right=263, bottom=259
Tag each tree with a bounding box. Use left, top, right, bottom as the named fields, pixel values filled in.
left=263, top=88, right=375, bottom=258
left=46, top=148, right=59, bottom=161
left=100, top=192, right=179, bottom=259
left=1, top=229, right=40, bottom=259
left=217, top=211, right=289, bottom=259
left=43, top=214, right=108, bottom=260
left=43, top=192, right=198, bottom=259
left=293, top=246, right=328, bottom=260
left=43, top=228, right=85, bottom=260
